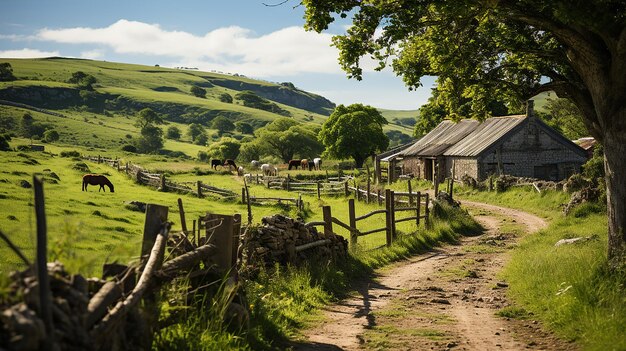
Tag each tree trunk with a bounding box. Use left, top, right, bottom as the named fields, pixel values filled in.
left=603, top=130, right=626, bottom=269
left=354, top=155, right=364, bottom=168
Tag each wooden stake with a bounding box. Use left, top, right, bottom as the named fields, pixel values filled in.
left=348, top=199, right=357, bottom=249
left=177, top=198, right=188, bottom=234
left=322, top=206, right=333, bottom=237
left=33, top=176, right=54, bottom=348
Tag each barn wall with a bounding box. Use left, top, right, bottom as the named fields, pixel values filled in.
left=445, top=157, right=479, bottom=180
left=477, top=119, right=586, bottom=181
left=402, top=157, right=422, bottom=178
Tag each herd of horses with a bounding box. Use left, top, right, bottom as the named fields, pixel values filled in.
left=80, top=157, right=322, bottom=193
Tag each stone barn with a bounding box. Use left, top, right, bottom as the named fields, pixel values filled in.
left=393, top=102, right=588, bottom=183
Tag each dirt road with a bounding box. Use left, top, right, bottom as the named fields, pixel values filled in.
left=291, top=200, right=577, bottom=351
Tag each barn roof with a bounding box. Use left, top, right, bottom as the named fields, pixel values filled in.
left=377, top=140, right=416, bottom=162
left=398, top=119, right=480, bottom=157
left=443, top=115, right=526, bottom=156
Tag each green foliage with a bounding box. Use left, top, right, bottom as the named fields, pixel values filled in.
left=219, top=92, right=233, bottom=103
left=0, top=62, right=16, bottom=82
left=583, top=144, right=605, bottom=181
left=235, top=90, right=291, bottom=116
left=197, top=150, right=209, bottom=162
left=68, top=71, right=96, bottom=90
left=186, top=123, right=207, bottom=144
left=166, top=126, right=182, bottom=140
left=319, top=104, right=388, bottom=168
left=238, top=141, right=262, bottom=163
left=255, top=118, right=322, bottom=162
left=235, top=121, right=254, bottom=134
left=60, top=150, right=80, bottom=158
left=538, top=98, right=588, bottom=139
left=43, top=129, right=60, bottom=143
left=136, top=124, right=164, bottom=153
left=194, top=133, right=209, bottom=146
left=212, top=116, right=236, bottom=136
left=0, top=134, right=10, bottom=151
left=206, top=137, right=241, bottom=160
left=190, top=85, right=207, bottom=98
left=135, top=108, right=164, bottom=129
left=121, top=144, right=137, bottom=153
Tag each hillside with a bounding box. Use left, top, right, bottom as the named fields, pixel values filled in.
left=0, top=58, right=415, bottom=154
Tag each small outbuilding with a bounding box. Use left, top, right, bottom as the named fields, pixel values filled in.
left=389, top=101, right=587, bottom=183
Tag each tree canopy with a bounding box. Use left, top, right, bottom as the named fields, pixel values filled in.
left=135, top=108, right=164, bottom=129
left=304, top=0, right=626, bottom=268
left=319, top=104, right=388, bottom=168
left=190, top=85, right=207, bottom=98
left=0, top=63, right=16, bottom=82
left=255, top=118, right=322, bottom=162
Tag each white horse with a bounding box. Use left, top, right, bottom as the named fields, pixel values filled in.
left=313, top=157, right=322, bottom=170
left=261, top=163, right=274, bottom=176
left=237, top=166, right=244, bottom=176
left=250, top=160, right=260, bottom=169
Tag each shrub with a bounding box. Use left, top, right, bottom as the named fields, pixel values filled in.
left=43, top=130, right=60, bottom=143
left=190, top=85, right=207, bottom=98
left=197, top=151, right=209, bottom=162
left=121, top=144, right=137, bottom=153
left=0, top=134, right=10, bottom=151
left=218, top=93, right=233, bottom=103
left=60, top=150, right=80, bottom=158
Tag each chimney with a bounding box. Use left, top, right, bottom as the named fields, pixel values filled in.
left=526, top=100, right=535, bottom=118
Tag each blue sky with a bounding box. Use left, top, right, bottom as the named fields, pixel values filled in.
left=1, top=0, right=436, bottom=110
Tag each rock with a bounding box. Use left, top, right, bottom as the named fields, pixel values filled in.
left=555, top=235, right=597, bottom=247
left=430, top=298, right=451, bottom=305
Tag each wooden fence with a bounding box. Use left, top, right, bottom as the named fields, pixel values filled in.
left=306, top=188, right=430, bottom=249
left=83, top=155, right=238, bottom=199
left=245, top=173, right=353, bottom=198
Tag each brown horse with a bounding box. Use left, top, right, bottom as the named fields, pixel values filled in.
left=82, top=174, right=115, bottom=192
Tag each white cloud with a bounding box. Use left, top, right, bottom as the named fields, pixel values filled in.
left=0, top=48, right=59, bottom=58
left=80, top=49, right=104, bottom=60
left=35, top=19, right=345, bottom=77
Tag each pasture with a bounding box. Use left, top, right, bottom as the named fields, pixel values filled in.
left=0, top=142, right=407, bottom=275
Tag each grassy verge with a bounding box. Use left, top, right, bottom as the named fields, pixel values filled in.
left=456, top=185, right=626, bottom=350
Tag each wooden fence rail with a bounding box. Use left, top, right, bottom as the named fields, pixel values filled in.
left=306, top=189, right=430, bottom=249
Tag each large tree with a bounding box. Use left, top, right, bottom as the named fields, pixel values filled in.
left=304, top=0, right=626, bottom=269
left=319, top=104, right=388, bottom=168
left=256, top=118, right=323, bottom=162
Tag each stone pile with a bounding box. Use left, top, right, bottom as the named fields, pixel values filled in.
left=240, top=214, right=348, bottom=270
left=0, top=261, right=96, bottom=350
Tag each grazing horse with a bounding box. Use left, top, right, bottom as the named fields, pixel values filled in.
left=300, top=159, right=309, bottom=171
left=250, top=160, right=260, bottom=169
left=82, top=174, right=114, bottom=192
left=313, top=157, right=322, bottom=170
left=237, top=166, right=244, bottom=176
left=261, top=163, right=276, bottom=176
left=223, top=159, right=237, bottom=171
left=288, top=159, right=300, bottom=170
left=211, top=159, right=222, bottom=170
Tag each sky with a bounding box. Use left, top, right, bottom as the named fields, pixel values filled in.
left=0, top=0, right=436, bottom=111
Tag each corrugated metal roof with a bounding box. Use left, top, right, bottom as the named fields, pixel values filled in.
left=398, top=119, right=480, bottom=157
left=376, top=140, right=417, bottom=161
left=444, top=115, right=526, bottom=156
left=573, top=137, right=596, bottom=151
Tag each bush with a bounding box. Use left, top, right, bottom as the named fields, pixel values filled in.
left=60, top=150, right=81, bottom=158
left=197, top=151, right=209, bottom=162
left=121, top=144, right=137, bottom=153
left=218, top=93, right=233, bottom=103
left=0, top=134, right=10, bottom=151
left=43, top=130, right=60, bottom=143
left=190, top=85, right=207, bottom=98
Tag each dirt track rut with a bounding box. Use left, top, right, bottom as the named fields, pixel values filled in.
left=291, top=200, right=577, bottom=351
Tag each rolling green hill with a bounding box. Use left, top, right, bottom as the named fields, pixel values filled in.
left=0, top=58, right=415, bottom=155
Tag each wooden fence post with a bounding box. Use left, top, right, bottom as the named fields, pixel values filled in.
left=177, top=198, right=188, bottom=234
left=348, top=199, right=357, bottom=249
left=407, top=179, right=413, bottom=206
left=322, top=206, right=333, bottom=237
left=98, top=155, right=101, bottom=164
left=125, top=162, right=129, bottom=174
left=286, top=174, right=291, bottom=191
left=317, top=182, right=321, bottom=199
left=192, top=220, right=197, bottom=246
left=385, top=189, right=392, bottom=246
left=355, top=184, right=359, bottom=201
left=390, top=190, right=396, bottom=240
left=425, top=193, right=431, bottom=229
left=298, top=194, right=303, bottom=211
left=241, top=187, right=246, bottom=203
left=33, top=176, right=54, bottom=347
left=416, top=191, right=421, bottom=226
left=136, top=169, right=142, bottom=184
left=206, top=213, right=238, bottom=273
left=366, top=177, right=371, bottom=204
left=377, top=189, right=382, bottom=206
left=232, top=214, right=242, bottom=267
left=160, top=174, right=166, bottom=191
left=344, top=181, right=349, bottom=197
left=141, top=204, right=169, bottom=263
left=197, top=180, right=202, bottom=198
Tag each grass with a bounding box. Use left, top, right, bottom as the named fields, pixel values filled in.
left=455, top=184, right=626, bottom=351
